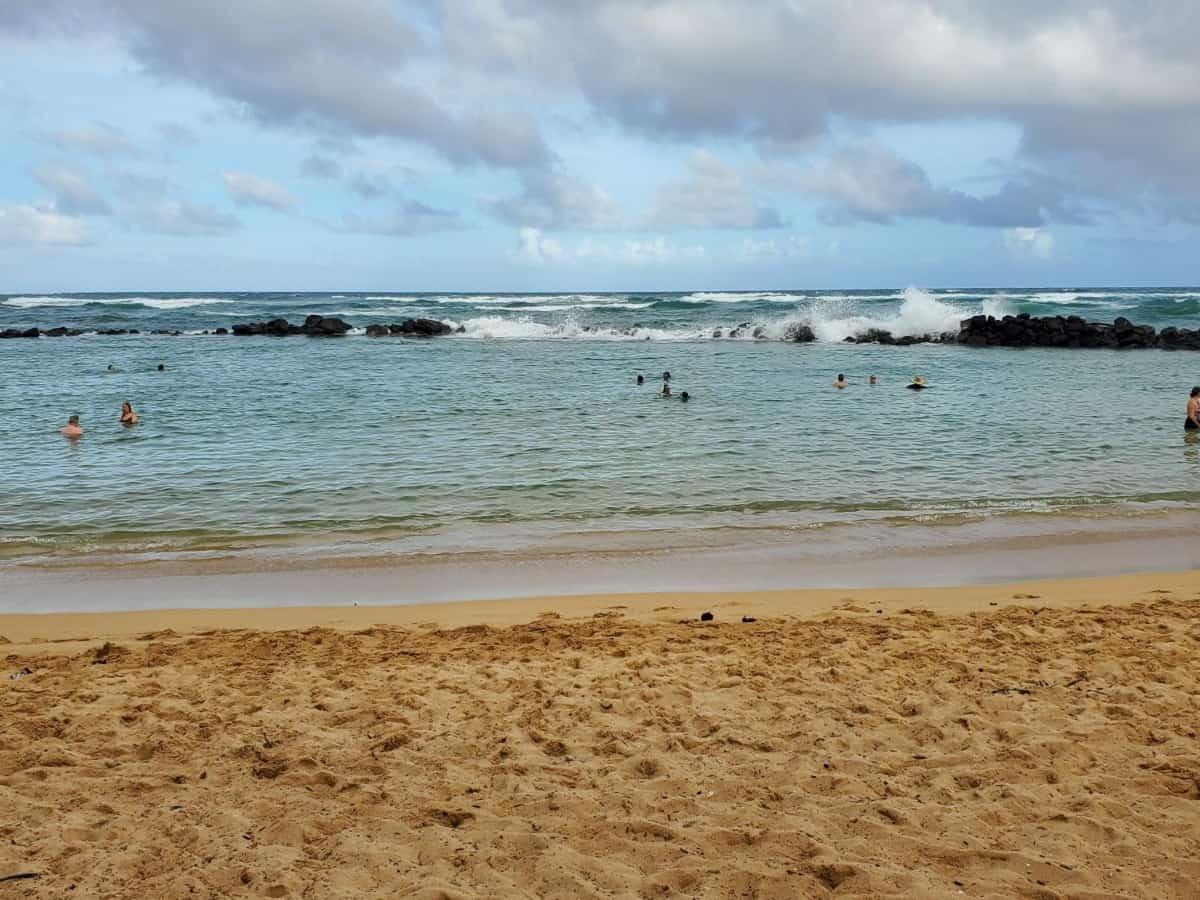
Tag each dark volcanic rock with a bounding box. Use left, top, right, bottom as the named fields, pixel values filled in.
left=392, top=318, right=452, bottom=337
left=957, top=313, right=1163, bottom=349
left=784, top=324, right=816, bottom=342
left=365, top=323, right=390, bottom=337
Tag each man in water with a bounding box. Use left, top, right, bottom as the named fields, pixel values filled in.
left=1187, top=386, right=1200, bottom=431
left=636, top=373, right=644, bottom=385
left=833, top=373, right=848, bottom=389
left=105, top=363, right=120, bottom=374
left=157, top=362, right=166, bottom=372
left=680, top=391, right=690, bottom=402
left=869, top=375, right=877, bottom=385
left=60, top=415, right=83, bottom=438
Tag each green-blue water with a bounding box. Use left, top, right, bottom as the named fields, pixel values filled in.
left=2, top=287, right=1199, bottom=569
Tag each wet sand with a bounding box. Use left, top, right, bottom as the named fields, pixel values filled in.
left=1, top=572, right=1198, bottom=897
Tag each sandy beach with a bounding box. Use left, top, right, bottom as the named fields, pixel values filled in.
left=2, top=572, right=1198, bottom=898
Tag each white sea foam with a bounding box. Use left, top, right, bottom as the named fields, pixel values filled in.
left=803, top=286, right=970, bottom=342
left=4, top=296, right=232, bottom=310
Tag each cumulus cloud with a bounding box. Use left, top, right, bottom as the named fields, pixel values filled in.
left=124, top=198, right=240, bottom=236
left=223, top=171, right=295, bottom=211
left=653, top=151, right=782, bottom=230
left=1004, top=226, right=1054, bottom=260
left=434, top=1, right=1200, bottom=208
left=44, top=121, right=139, bottom=158
left=112, top=168, right=239, bottom=235
left=336, top=201, right=465, bottom=236
left=732, top=235, right=810, bottom=262
left=760, top=142, right=1090, bottom=227
left=513, top=226, right=564, bottom=263
left=10, top=0, right=550, bottom=169
left=512, top=227, right=706, bottom=265
left=490, top=171, right=624, bottom=230
left=30, top=162, right=112, bottom=214
left=0, top=203, right=92, bottom=246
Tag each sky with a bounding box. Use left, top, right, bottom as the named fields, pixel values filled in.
left=1, top=1, right=1199, bottom=292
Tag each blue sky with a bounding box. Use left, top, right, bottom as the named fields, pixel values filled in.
left=1, top=1, right=1198, bottom=292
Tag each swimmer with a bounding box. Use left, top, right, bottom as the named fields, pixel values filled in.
left=869, top=375, right=877, bottom=386
left=60, top=414, right=83, bottom=438
left=906, top=375, right=927, bottom=391
left=105, top=363, right=120, bottom=374
left=157, top=362, right=165, bottom=372
left=833, top=373, right=848, bottom=389
left=662, top=371, right=671, bottom=383
left=1187, top=386, right=1200, bottom=431
left=661, top=383, right=672, bottom=398
left=120, top=401, right=138, bottom=426
left=680, top=391, right=689, bottom=402
left=636, top=373, right=644, bottom=385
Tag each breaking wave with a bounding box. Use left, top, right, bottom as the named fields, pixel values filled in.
left=4, top=296, right=232, bottom=310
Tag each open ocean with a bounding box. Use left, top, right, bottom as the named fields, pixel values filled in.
left=2, top=287, right=1199, bottom=572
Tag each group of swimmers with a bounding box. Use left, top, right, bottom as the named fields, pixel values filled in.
left=60, top=401, right=138, bottom=437
left=59, top=360, right=164, bottom=437
left=833, top=373, right=926, bottom=390
left=636, top=371, right=689, bottom=402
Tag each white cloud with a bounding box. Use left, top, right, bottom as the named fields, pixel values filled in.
left=1004, top=226, right=1054, bottom=259
left=732, top=235, right=810, bottom=262
left=513, top=229, right=705, bottom=265
left=0, top=203, right=91, bottom=246
left=44, top=122, right=139, bottom=159
left=513, top=226, right=564, bottom=263
left=491, top=171, right=624, bottom=230
left=125, top=198, right=240, bottom=236
left=653, top=151, right=782, bottom=230
left=30, top=162, right=112, bottom=215
left=223, top=171, right=295, bottom=211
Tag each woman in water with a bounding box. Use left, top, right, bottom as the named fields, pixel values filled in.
left=120, top=401, right=139, bottom=426
left=1187, top=386, right=1200, bottom=431
left=906, top=375, right=927, bottom=390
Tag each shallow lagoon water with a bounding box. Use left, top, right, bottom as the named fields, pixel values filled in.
left=2, top=288, right=1199, bottom=570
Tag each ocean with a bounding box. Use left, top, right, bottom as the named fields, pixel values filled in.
left=2, top=287, right=1199, bottom=583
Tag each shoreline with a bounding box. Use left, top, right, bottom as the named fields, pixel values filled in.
left=2, top=569, right=1196, bottom=648
left=3, top=514, right=1198, bottom=616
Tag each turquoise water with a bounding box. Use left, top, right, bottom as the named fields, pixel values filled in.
left=2, top=287, right=1199, bottom=568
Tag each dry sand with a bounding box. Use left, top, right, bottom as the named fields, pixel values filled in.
left=1, top=572, right=1198, bottom=898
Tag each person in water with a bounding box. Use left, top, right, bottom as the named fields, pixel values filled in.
left=157, top=362, right=166, bottom=372
left=833, top=373, right=848, bottom=389
left=869, top=375, right=877, bottom=386
left=661, top=383, right=672, bottom=398
left=60, top=414, right=83, bottom=438
left=662, top=371, right=671, bottom=383
left=1187, top=386, right=1200, bottom=431
left=680, top=391, right=690, bottom=402
left=120, top=401, right=139, bottom=426
left=906, top=375, right=928, bottom=390
left=106, top=363, right=120, bottom=374
left=636, top=373, right=644, bottom=385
